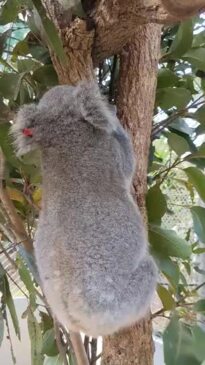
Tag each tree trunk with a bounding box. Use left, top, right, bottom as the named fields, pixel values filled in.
left=102, top=23, right=161, bottom=365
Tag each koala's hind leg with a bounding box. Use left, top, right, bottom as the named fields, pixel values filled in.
left=119, top=256, right=157, bottom=327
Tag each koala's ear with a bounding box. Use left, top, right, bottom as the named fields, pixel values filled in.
left=74, top=81, right=118, bottom=133
left=11, top=104, right=39, bottom=156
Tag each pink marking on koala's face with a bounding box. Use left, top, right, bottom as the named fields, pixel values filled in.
left=22, top=128, right=33, bottom=137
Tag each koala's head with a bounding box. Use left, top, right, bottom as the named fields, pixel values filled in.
left=11, top=82, right=117, bottom=156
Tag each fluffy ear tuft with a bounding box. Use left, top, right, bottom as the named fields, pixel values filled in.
left=74, top=81, right=118, bottom=133
left=11, top=104, right=39, bottom=156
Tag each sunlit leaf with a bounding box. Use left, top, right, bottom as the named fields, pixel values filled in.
left=157, top=284, right=175, bottom=310
left=5, top=281, right=20, bottom=340
left=163, top=316, right=201, bottom=365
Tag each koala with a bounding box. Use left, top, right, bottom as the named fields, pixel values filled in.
left=11, top=82, right=157, bottom=337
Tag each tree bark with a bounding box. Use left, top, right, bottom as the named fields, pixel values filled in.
left=41, top=0, right=205, bottom=83
left=102, top=23, right=161, bottom=365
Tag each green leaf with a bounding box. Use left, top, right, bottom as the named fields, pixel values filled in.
left=39, top=312, right=53, bottom=333
left=156, top=256, right=180, bottom=288
left=0, top=73, right=23, bottom=100
left=4, top=276, right=20, bottom=339
left=0, top=307, right=4, bottom=347
left=17, top=255, right=36, bottom=308
left=163, top=316, right=201, bottom=365
left=193, top=31, right=205, bottom=48
left=157, top=69, right=179, bottom=88
left=17, top=59, right=41, bottom=73
left=31, top=0, right=67, bottom=65
left=43, top=355, right=64, bottom=365
left=184, top=167, right=205, bottom=202
left=149, top=225, right=192, bottom=259
left=191, top=206, right=205, bottom=243
left=185, top=143, right=205, bottom=160
left=33, top=65, right=58, bottom=86
left=194, top=299, right=205, bottom=312
left=42, top=328, right=59, bottom=357
left=28, top=309, right=44, bottom=365
left=195, top=105, right=205, bottom=126
left=192, top=326, right=205, bottom=362
left=0, top=0, right=19, bottom=25
left=156, top=87, right=192, bottom=110
left=157, top=284, right=175, bottom=310
left=0, top=123, right=21, bottom=168
left=168, top=20, right=193, bottom=58
left=167, top=132, right=190, bottom=156
left=183, top=48, right=205, bottom=71
left=146, top=185, right=167, bottom=224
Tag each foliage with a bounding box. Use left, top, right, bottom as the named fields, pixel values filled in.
left=1, top=1, right=205, bottom=365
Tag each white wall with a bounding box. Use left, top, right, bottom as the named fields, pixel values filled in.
left=0, top=298, right=164, bottom=365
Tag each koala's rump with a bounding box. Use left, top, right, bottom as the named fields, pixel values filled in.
left=34, top=195, right=147, bottom=332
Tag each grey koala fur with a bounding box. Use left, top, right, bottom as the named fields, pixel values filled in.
left=11, top=82, right=157, bottom=337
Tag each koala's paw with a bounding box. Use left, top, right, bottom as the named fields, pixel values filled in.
left=11, top=104, right=38, bottom=156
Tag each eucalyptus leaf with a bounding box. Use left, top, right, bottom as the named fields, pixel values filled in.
left=183, top=48, right=205, bottom=71
left=4, top=275, right=20, bottom=339
left=167, top=132, right=190, bottom=156
left=157, top=284, right=175, bottom=310
left=42, top=328, right=59, bottom=357
left=156, top=87, right=192, bottom=109
left=0, top=0, right=19, bottom=25
left=146, top=185, right=167, bottom=224
left=31, top=0, right=67, bottom=65
left=157, top=69, right=179, bottom=88
left=28, top=309, right=44, bottom=365
left=168, top=19, right=193, bottom=58
left=194, top=299, right=205, bottom=312
left=149, top=225, right=192, bottom=259
left=0, top=307, right=4, bottom=347
left=191, top=206, right=205, bottom=243
left=184, top=167, right=205, bottom=202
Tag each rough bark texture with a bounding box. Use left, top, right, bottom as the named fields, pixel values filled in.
left=42, top=0, right=205, bottom=83
left=102, top=23, right=161, bottom=365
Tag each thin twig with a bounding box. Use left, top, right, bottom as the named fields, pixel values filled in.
left=54, top=320, right=69, bottom=365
